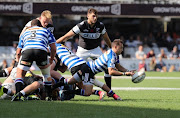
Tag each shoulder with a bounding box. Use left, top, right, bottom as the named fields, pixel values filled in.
left=96, top=21, right=105, bottom=27
left=77, top=20, right=86, bottom=28
left=25, top=21, right=32, bottom=27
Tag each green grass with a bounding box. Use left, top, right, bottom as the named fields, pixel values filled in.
left=0, top=71, right=180, bottom=118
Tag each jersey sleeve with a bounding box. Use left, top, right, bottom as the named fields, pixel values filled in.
left=100, top=22, right=106, bottom=35
left=25, top=21, right=32, bottom=28
left=107, top=53, right=116, bottom=68
left=46, top=24, right=54, bottom=34
left=72, top=25, right=80, bottom=34
left=48, top=30, right=56, bottom=44
left=17, top=36, right=24, bottom=49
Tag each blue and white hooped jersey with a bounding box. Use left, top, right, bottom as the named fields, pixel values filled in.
left=87, top=49, right=120, bottom=74
left=56, top=43, right=86, bottom=70
left=18, top=26, right=56, bottom=52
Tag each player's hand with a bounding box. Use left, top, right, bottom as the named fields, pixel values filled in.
left=128, top=70, right=136, bottom=75
left=49, top=58, right=54, bottom=64
left=125, top=71, right=134, bottom=76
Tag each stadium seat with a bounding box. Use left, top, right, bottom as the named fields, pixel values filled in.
left=124, top=47, right=136, bottom=58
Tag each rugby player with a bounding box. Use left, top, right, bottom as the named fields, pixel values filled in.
left=56, top=8, right=113, bottom=89
left=12, top=19, right=56, bottom=101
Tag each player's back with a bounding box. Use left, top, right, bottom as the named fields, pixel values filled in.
left=87, top=49, right=119, bottom=74
left=19, top=26, right=54, bottom=52
left=56, top=43, right=86, bottom=70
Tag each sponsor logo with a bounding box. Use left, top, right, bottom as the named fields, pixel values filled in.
left=83, top=29, right=89, bottom=32
left=23, top=2, right=33, bottom=14
left=153, top=7, right=180, bottom=13
left=96, top=28, right=100, bottom=32
left=0, top=2, right=33, bottom=14
left=0, top=4, right=21, bottom=11
left=111, top=4, right=121, bottom=15
left=80, top=33, right=101, bottom=39
left=71, top=5, right=110, bottom=12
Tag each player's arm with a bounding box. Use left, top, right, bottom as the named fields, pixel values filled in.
left=49, top=43, right=56, bottom=64
left=115, top=63, right=128, bottom=72
left=102, top=32, right=111, bottom=48
left=116, top=63, right=135, bottom=75
left=56, top=30, right=76, bottom=43
left=108, top=67, right=125, bottom=76
left=16, top=48, right=22, bottom=62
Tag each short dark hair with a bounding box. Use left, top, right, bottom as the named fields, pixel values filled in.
left=112, top=39, right=124, bottom=47
left=31, top=19, right=42, bottom=27
left=87, top=8, right=98, bottom=15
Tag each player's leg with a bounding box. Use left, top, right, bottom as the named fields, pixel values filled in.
left=0, top=66, right=13, bottom=77
left=12, top=50, right=34, bottom=101
left=36, top=50, right=52, bottom=101
left=92, top=89, right=105, bottom=101
left=20, top=81, right=40, bottom=96
left=11, top=68, right=27, bottom=101
left=94, top=79, right=122, bottom=100
left=0, top=82, right=15, bottom=99
left=104, top=69, right=112, bottom=89
left=39, top=65, right=52, bottom=101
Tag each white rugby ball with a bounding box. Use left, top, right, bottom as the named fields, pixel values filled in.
left=132, top=70, right=146, bottom=83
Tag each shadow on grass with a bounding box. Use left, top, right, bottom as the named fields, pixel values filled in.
left=0, top=100, right=179, bottom=118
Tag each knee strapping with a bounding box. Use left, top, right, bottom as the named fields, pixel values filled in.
left=40, top=66, right=51, bottom=82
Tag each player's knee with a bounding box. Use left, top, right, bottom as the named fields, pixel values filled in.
left=33, top=81, right=40, bottom=88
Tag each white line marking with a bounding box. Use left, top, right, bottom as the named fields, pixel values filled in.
left=62, top=75, right=180, bottom=79
left=93, top=87, right=180, bottom=90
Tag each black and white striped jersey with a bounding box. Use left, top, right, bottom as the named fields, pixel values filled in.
left=72, top=20, right=106, bottom=50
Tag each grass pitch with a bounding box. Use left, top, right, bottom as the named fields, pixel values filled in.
left=0, top=71, right=180, bottom=118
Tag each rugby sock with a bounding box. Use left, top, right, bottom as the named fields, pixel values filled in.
left=20, top=90, right=25, bottom=96
left=108, top=90, right=115, bottom=97
left=64, top=89, right=85, bottom=96
left=44, top=81, right=52, bottom=98
left=52, top=79, right=65, bottom=90
left=59, top=77, right=65, bottom=82
left=104, top=76, right=112, bottom=89
left=93, top=90, right=100, bottom=96
left=15, top=78, right=24, bottom=93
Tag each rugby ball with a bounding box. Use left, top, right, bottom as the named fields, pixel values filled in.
left=132, top=70, right=146, bottom=83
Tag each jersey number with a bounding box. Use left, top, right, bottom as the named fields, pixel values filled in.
left=30, top=31, right=36, bottom=38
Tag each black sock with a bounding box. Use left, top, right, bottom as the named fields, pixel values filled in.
left=108, top=90, right=115, bottom=97
left=92, top=90, right=99, bottom=95
left=52, top=80, right=64, bottom=90
left=104, top=76, right=112, bottom=89
left=64, top=89, right=84, bottom=96
left=44, top=85, right=52, bottom=98
left=15, top=82, right=24, bottom=94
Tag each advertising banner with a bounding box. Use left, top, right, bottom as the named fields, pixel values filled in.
left=1, top=2, right=180, bottom=16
